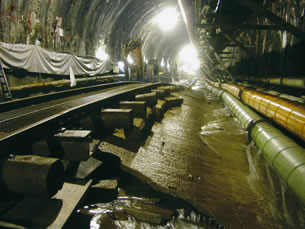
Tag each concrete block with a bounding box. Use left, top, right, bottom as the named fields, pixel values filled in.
left=53, top=129, right=94, bottom=161
left=120, top=101, right=147, bottom=117
left=101, top=109, right=134, bottom=129
left=32, top=140, right=51, bottom=157
left=135, top=92, right=157, bottom=106
left=165, top=96, right=183, bottom=108
left=156, top=86, right=172, bottom=96
left=79, top=116, right=94, bottom=129
left=3, top=155, right=64, bottom=197
left=151, top=89, right=166, bottom=99
left=146, top=107, right=153, bottom=121
left=152, top=99, right=167, bottom=120
left=128, top=117, right=146, bottom=140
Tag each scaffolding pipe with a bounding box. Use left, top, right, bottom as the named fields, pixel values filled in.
left=205, top=82, right=305, bottom=207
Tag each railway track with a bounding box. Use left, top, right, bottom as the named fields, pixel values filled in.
left=0, top=82, right=161, bottom=155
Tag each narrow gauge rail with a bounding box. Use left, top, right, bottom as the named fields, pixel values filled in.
left=0, top=82, right=161, bottom=156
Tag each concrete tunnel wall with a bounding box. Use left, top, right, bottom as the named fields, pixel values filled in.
left=0, top=0, right=188, bottom=62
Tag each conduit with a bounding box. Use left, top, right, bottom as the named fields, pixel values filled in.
left=237, top=82, right=305, bottom=104
left=257, top=89, right=305, bottom=104
left=204, top=81, right=305, bottom=206
left=236, top=76, right=305, bottom=89
left=8, top=75, right=124, bottom=92
left=215, top=82, right=305, bottom=142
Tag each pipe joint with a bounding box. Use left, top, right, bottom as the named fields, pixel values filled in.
left=246, top=119, right=269, bottom=141
left=238, top=86, right=256, bottom=102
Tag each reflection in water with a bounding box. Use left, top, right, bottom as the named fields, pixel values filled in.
left=85, top=198, right=225, bottom=229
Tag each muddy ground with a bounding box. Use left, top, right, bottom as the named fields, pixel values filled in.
left=65, top=86, right=304, bottom=229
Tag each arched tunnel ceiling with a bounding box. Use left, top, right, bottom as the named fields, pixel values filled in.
left=107, top=0, right=189, bottom=62
left=0, top=0, right=190, bottom=63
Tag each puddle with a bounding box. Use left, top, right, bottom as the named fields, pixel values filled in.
left=85, top=199, right=222, bottom=229
left=65, top=171, right=225, bottom=229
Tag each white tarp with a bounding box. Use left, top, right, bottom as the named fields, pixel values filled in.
left=0, top=42, right=112, bottom=76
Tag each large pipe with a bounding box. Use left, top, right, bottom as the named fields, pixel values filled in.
left=205, top=82, right=305, bottom=206
left=236, top=76, right=305, bottom=89
left=8, top=75, right=124, bottom=92
left=257, top=89, right=305, bottom=104
left=237, top=82, right=305, bottom=104
left=241, top=88, right=305, bottom=141
left=219, top=83, right=305, bottom=142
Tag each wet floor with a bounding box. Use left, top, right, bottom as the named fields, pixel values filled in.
left=68, top=85, right=304, bottom=228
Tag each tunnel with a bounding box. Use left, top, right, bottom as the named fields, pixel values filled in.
left=0, top=0, right=305, bottom=228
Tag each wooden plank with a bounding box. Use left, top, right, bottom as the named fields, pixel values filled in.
left=1, top=180, right=92, bottom=229
left=49, top=179, right=92, bottom=229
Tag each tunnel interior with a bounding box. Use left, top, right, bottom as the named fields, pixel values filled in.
left=0, top=0, right=305, bottom=229
left=1, top=0, right=305, bottom=92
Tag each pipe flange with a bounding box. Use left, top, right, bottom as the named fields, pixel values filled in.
left=238, top=86, right=255, bottom=103
left=219, top=90, right=225, bottom=97
left=246, top=119, right=269, bottom=141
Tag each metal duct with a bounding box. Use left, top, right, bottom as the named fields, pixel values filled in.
left=205, top=82, right=305, bottom=207
left=251, top=122, right=305, bottom=205
left=221, top=92, right=262, bottom=129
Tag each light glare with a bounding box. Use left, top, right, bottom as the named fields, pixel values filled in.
left=95, top=47, right=108, bottom=61
left=155, top=8, right=178, bottom=31
left=118, top=61, right=125, bottom=71
left=127, top=54, right=134, bottom=64
left=178, top=45, right=200, bottom=75
left=161, top=58, right=165, bottom=67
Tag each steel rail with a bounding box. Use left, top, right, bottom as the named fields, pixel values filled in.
left=0, top=82, right=161, bottom=155
left=0, top=81, right=132, bottom=113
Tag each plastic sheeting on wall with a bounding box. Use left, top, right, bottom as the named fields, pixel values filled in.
left=0, top=42, right=113, bottom=76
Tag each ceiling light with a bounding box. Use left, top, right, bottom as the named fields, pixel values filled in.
left=155, top=8, right=178, bottom=31
left=178, top=44, right=200, bottom=75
